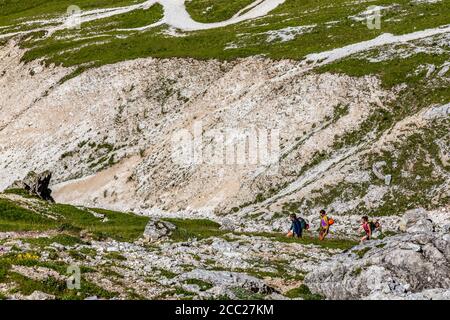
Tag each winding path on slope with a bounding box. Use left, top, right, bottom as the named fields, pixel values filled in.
left=0, top=0, right=286, bottom=39
left=148, top=0, right=286, bottom=31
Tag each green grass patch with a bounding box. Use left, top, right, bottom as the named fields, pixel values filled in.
left=3, top=188, right=42, bottom=200
left=25, top=234, right=83, bottom=247
left=183, top=278, right=213, bottom=291
left=285, top=284, right=323, bottom=300
left=0, top=0, right=142, bottom=26
left=49, top=205, right=149, bottom=242
left=161, top=217, right=357, bottom=250
left=0, top=259, right=10, bottom=282
left=105, top=252, right=127, bottom=261
left=233, top=264, right=305, bottom=282
left=163, top=218, right=227, bottom=242
left=158, top=268, right=177, bottom=279
left=246, top=232, right=358, bottom=250
left=0, top=194, right=149, bottom=242
left=186, top=0, right=256, bottom=23
left=354, top=247, right=371, bottom=258
left=157, top=287, right=196, bottom=300
left=83, top=3, right=164, bottom=31
left=7, top=272, right=117, bottom=300
left=231, top=287, right=266, bottom=300
left=0, top=198, right=56, bottom=232
left=8, top=0, right=448, bottom=79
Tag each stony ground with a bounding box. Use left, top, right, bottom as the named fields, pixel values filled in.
left=0, top=192, right=356, bottom=300
left=1, top=192, right=447, bottom=300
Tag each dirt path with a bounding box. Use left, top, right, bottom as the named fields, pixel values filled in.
left=0, top=0, right=287, bottom=38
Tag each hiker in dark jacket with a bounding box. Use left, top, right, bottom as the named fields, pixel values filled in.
left=287, top=214, right=304, bottom=238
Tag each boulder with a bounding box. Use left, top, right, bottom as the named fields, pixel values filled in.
left=7, top=171, right=55, bottom=202
left=220, top=218, right=236, bottom=231
left=143, top=219, right=176, bottom=242
left=25, top=291, right=56, bottom=300
left=304, top=209, right=450, bottom=300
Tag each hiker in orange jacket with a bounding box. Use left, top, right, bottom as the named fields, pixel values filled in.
left=319, top=209, right=330, bottom=241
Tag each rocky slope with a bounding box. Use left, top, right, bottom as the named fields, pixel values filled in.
left=1, top=39, right=449, bottom=238
left=1, top=192, right=447, bottom=300
left=305, top=208, right=450, bottom=300
left=0, top=0, right=449, bottom=301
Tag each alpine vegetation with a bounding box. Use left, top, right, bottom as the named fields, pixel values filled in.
left=0, top=0, right=449, bottom=301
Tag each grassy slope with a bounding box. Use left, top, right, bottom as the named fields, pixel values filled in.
left=0, top=192, right=357, bottom=248
left=0, top=198, right=57, bottom=232
left=185, top=0, right=256, bottom=23
left=0, top=192, right=150, bottom=299
left=0, top=193, right=149, bottom=241
left=0, top=193, right=357, bottom=299
left=0, top=0, right=142, bottom=26
left=164, top=218, right=358, bottom=250
left=1, top=0, right=447, bottom=98
left=83, top=4, right=164, bottom=31
left=0, top=250, right=118, bottom=299
left=6, top=0, right=448, bottom=115
left=1, top=0, right=444, bottom=71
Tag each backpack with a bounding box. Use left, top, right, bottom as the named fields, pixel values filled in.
left=369, top=221, right=377, bottom=231
left=328, top=218, right=335, bottom=226
left=298, top=218, right=307, bottom=230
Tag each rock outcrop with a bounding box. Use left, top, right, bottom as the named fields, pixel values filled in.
left=399, top=208, right=435, bottom=233
left=142, top=219, right=176, bottom=242
left=176, top=269, right=277, bottom=297
left=304, top=209, right=450, bottom=300
left=7, top=171, right=55, bottom=202
left=25, top=291, right=56, bottom=300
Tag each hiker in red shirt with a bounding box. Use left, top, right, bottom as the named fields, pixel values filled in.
left=360, top=216, right=372, bottom=243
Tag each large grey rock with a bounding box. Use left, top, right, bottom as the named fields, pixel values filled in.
left=177, top=269, right=276, bottom=295
left=25, top=291, right=56, bottom=300
left=7, top=171, right=55, bottom=202
left=399, top=208, right=434, bottom=233
left=143, top=219, right=176, bottom=242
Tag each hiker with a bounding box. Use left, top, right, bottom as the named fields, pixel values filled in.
left=370, top=220, right=382, bottom=238
left=287, top=214, right=305, bottom=238
left=360, top=216, right=371, bottom=242
left=319, top=209, right=330, bottom=241
left=372, top=220, right=382, bottom=233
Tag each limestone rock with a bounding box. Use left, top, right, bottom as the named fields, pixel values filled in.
left=220, top=218, right=236, bottom=231
left=7, top=171, right=55, bottom=202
